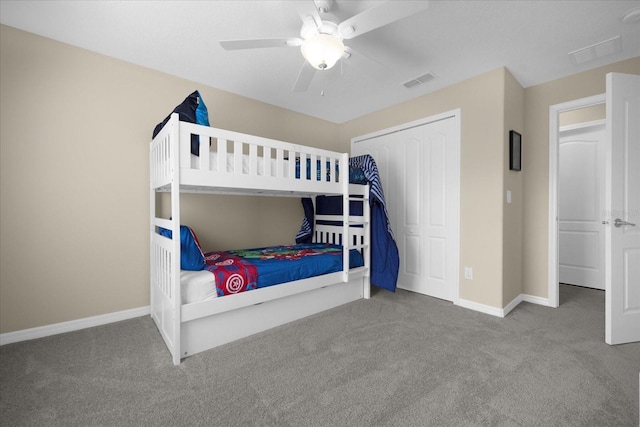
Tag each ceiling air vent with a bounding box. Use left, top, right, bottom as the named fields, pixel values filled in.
left=403, top=72, right=436, bottom=89
left=568, top=36, right=622, bottom=65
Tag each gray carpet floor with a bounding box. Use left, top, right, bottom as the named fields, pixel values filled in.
left=1, top=284, right=638, bottom=426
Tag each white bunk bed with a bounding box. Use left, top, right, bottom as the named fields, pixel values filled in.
left=150, top=113, right=370, bottom=365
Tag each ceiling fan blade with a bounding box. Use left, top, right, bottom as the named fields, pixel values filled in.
left=293, top=0, right=323, bottom=29
left=343, top=46, right=392, bottom=77
left=292, top=61, right=316, bottom=92
left=220, top=38, right=302, bottom=50
left=338, top=1, right=429, bottom=40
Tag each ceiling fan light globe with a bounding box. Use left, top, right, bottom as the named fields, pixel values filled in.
left=301, top=34, right=344, bottom=71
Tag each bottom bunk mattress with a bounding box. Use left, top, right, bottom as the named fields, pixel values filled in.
left=181, top=243, right=364, bottom=304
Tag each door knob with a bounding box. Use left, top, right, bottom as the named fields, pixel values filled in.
left=614, top=218, right=636, bottom=227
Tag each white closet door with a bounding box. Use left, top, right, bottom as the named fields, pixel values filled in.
left=353, top=115, right=459, bottom=301
left=558, top=123, right=605, bottom=289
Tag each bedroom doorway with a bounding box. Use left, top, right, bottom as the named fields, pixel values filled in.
left=558, top=119, right=606, bottom=290
left=351, top=109, right=460, bottom=304
left=549, top=73, right=640, bottom=345
left=549, top=94, right=605, bottom=307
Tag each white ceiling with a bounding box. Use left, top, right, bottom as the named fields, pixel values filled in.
left=1, top=0, right=639, bottom=123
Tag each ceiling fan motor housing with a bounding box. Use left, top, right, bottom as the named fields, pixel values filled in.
left=300, top=17, right=340, bottom=39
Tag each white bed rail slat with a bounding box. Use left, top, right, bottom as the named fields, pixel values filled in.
left=233, top=140, right=243, bottom=174
left=179, top=127, right=191, bottom=170
left=249, top=144, right=258, bottom=176
left=216, top=138, right=227, bottom=173
left=198, top=136, right=210, bottom=171
left=276, top=149, right=284, bottom=179
left=264, top=146, right=272, bottom=177
left=288, top=150, right=296, bottom=180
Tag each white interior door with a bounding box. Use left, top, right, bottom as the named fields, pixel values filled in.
left=605, top=72, right=640, bottom=345
left=352, top=113, right=459, bottom=302
left=558, top=123, right=605, bottom=289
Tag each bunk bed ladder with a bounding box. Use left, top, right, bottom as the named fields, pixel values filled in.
left=340, top=155, right=371, bottom=299
left=360, top=186, right=371, bottom=299
left=348, top=185, right=371, bottom=299
left=341, top=154, right=350, bottom=284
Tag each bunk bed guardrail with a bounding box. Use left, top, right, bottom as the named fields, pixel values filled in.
left=151, top=113, right=349, bottom=196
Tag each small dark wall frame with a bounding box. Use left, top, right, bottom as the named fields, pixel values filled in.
left=509, top=130, right=522, bottom=171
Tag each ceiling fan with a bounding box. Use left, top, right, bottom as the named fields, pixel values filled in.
left=220, top=0, right=429, bottom=92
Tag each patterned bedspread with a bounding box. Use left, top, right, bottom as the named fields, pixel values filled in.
left=203, top=243, right=363, bottom=297
left=203, top=252, right=258, bottom=296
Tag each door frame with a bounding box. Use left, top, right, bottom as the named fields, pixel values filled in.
left=352, top=109, right=461, bottom=305
left=548, top=94, right=605, bottom=307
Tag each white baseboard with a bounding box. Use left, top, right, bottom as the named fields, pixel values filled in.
left=519, top=293, right=553, bottom=307
left=2, top=292, right=554, bottom=345
left=0, top=306, right=151, bottom=346
left=457, top=298, right=506, bottom=317
left=458, top=293, right=552, bottom=318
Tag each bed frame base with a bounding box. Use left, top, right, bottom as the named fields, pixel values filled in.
left=180, top=277, right=364, bottom=359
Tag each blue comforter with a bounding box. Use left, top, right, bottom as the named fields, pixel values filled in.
left=296, top=155, right=399, bottom=292
left=205, top=243, right=364, bottom=296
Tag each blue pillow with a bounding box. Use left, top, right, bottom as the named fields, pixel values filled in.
left=158, top=225, right=206, bottom=271
left=349, top=166, right=367, bottom=184
left=196, top=94, right=209, bottom=127
left=153, top=91, right=210, bottom=156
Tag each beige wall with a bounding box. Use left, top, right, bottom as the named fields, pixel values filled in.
left=0, top=25, right=339, bottom=333
left=340, top=68, right=511, bottom=308
left=559, top=104, right=605, bottom=127
left=522, top=56, right=640, bottom=299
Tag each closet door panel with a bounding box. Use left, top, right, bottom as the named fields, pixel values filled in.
left=428, top=131, right=446, bottom=227
left=423, top=123, right=452, bottom=300
left=428, top=237, right=446, bottom=280
left=398, top=127, right=426, bottom=292
left=405, top=137, right=421, bottom=227
left=405, top=235, right=421, bottom=276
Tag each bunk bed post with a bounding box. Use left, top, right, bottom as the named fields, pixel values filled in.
left=341, top=153, right=349, bottom=283
left=169, top=114, right=182, bottom=366
left=149, top=137, right=156, bottom=322
left=363, top=184, right=371, bottom=299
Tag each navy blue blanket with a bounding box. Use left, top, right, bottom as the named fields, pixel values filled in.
left=296, top=155, right=399, bottom=292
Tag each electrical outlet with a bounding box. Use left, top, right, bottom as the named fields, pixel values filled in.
left=464, top=267, right=473, bottom=280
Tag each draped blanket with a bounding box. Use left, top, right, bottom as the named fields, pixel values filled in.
left=296, top=155, right=400, bottom=292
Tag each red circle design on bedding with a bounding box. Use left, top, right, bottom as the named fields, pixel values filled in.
left=205, top=253, right=221, bottom=262
left=225, top=273, right=245, bottom=294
